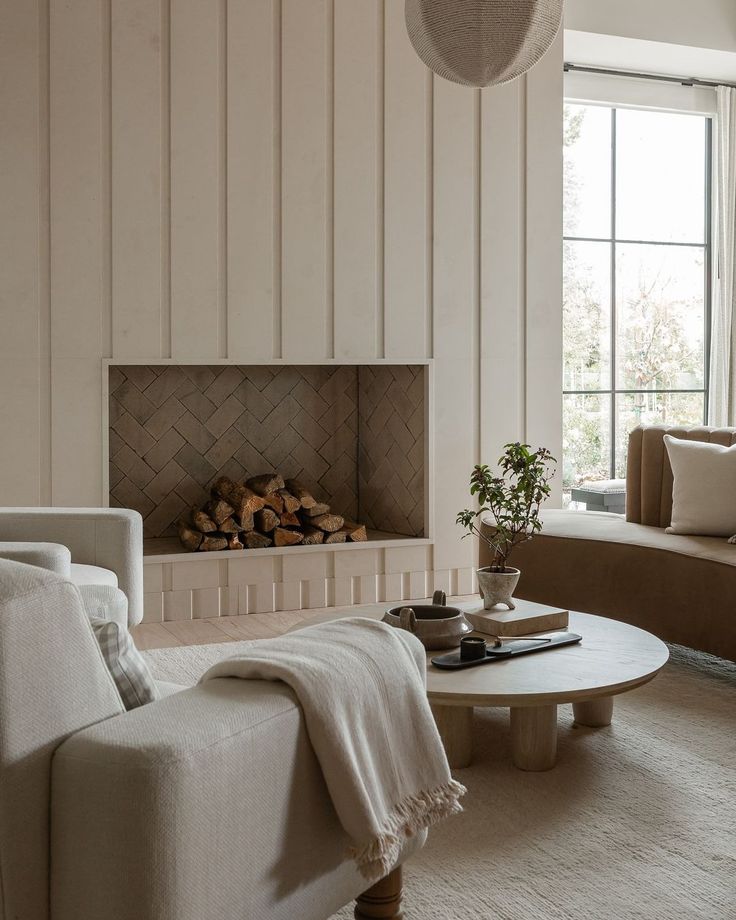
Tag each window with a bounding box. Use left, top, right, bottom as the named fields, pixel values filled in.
left=563, top=102, right=711, bottom=497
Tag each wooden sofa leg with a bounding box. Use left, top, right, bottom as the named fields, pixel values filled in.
left=354, top=865, right=403, bottom=919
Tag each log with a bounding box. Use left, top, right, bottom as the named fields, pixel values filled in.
left=218, top=517, right=240, bottom=533
left=246, top=473, right=285, bottom=496
left=262, top=492, right=284, bottom=514
left=205, top=498, right=235, bottom=526
left=227, top=533, right=244, bottom=550
left=178, top=521, right=203, bottom=551
left=242, top=531, right=272, bottom=549
left=200, top=534, right=228, bottom=552
left=285, top=479, right=317, bottom=509
left=273, top=527, right=304, bottom=547
left=301, top=502, right=331, bottom=518
left=236, top=509, right=255, bottom=532
left=254, top=508, right=280, bottom=532
left=325, top=530, right=347, bottom=544
left=312, top=513, right=344, bottom=533
left=191, top=509, right=217, bottom=533
left=301, top=526, right=325, bottom=545
left=278, top=489, right=301, bottom=514
left=344, top=522, right=368, bottom=542
left=280, top=511, right=301, bottom=527
left=212, top=477, right=265, bottom=518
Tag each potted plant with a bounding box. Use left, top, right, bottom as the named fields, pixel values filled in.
left=456, top=443, right=556, bottom=610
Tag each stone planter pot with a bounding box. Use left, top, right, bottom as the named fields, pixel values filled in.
left=476, top=566, right=520, bottom=610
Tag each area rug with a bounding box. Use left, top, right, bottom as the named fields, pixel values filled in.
left=144, top=642, right=736, bottom=919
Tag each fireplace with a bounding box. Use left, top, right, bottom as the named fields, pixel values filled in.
left=107, top=363, right=427, bottom=556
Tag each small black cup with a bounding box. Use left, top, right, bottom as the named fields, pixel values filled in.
left=460, top=636, right=487, bottom=661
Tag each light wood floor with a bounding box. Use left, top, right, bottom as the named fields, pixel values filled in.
left=131, top=609, right=329, bottom=650
left=131, top=595, right=477, bottom=651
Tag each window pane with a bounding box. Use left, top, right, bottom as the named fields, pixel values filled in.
left=564, top=241, right=611, bottom=391
left=563, top=393, right=612, bottom=489
left=615, top=392, right=705, bottom=476
left=564, top=104, right=612, bottom=239
left=615, top=243, right=705, bottom=390
left=616, top=109, right=706, bottom=244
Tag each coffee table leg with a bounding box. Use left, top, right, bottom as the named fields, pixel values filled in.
left=573, top=696, right=614, bottom=727
left=430, top=704, right=473, bottom=769
left=510, top=705, right=557, bottom=771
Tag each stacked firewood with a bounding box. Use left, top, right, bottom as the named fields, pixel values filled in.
left=178, top=473, right=367, bottom=552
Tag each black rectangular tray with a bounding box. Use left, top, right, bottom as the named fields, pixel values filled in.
left=431, top=633, right=582, bottom=670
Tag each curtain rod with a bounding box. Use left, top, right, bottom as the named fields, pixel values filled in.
left=564, top=62, right=736, bottom=91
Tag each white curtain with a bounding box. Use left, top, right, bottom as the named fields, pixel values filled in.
left=709, top=86, right=736, bottom=425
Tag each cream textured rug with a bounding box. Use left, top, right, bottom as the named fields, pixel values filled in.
left=145, top=643, right=736, bottom=919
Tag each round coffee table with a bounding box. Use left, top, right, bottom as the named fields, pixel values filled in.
left=294, top=601, right=669, bottom=772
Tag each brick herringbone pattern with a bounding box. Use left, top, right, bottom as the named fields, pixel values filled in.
left=358, top=365, right=425, bottom=537
left=109, top=364, right=425, bottom=541
left=110, top=365, right=360, bottom=538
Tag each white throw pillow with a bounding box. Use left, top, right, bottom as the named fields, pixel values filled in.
left=664, top=434, right=736, bottom=537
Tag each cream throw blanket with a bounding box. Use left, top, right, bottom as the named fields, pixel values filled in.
left=200, top=617, right=466, bottom=881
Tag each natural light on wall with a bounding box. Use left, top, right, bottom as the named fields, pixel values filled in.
left=562, top=73, right=714, bottom=503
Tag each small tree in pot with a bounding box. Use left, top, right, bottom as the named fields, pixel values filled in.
left=456, top=442, right=556, bottom=610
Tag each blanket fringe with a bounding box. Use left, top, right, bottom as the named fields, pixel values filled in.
left=348, top=779, right=467, bottom=882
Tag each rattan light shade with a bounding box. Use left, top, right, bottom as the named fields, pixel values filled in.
left=405, top=0, right=563, bottom=88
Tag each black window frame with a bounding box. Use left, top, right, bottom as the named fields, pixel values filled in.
left=563, top=103, right=713, bottom=480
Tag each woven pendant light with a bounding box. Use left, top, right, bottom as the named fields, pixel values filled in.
left=405, top=0, right=563, bottom=88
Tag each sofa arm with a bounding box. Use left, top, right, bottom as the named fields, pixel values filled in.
left=0, top=541, right=71, bottom=575
left=51, top=679, right=424, bottom=920
left=0, top=508, right=143, bottom=624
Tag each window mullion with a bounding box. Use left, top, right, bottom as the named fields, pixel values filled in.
left=610, top=107, right=617, bottom=479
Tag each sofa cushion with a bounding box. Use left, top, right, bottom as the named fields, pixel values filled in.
left=480, top=511, right=736, bottom=661
left=664, top=434, right=736, bottom=537
left=70, top=563, right=118, bottom=587
left=524, top=509, right=736, bottom=568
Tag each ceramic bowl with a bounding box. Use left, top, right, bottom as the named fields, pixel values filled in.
left=382, top=603, right=472, bottom=650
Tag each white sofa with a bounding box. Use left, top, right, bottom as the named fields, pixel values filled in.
left=0, top=559, right=423, bottom=920
left=0, top=506, right=143, bottom=624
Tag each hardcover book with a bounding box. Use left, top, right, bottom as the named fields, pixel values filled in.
left=464, top=597, right=569, bottom=637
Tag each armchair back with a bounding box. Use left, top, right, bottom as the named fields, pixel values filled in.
left=626, top=425, right=736, bottom=527
left=0, top=560, right=123, bottom=920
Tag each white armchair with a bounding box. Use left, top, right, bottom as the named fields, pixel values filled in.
left=0, top=559, right=423, bottom=920
left=0, top=507, right=143, bottom=624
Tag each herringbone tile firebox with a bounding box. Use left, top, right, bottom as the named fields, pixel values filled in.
left=108, top=364, right=426, bottom=544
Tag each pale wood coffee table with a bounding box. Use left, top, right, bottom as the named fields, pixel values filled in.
left=293, top=600, right=669, bottom=772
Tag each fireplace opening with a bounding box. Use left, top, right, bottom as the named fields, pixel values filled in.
left=107, top=363, right=427, bottom=556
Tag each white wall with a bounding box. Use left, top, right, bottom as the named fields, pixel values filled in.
left=565, top=0, right=736, bottom=53
left=0, top=1, right=562, bottom=579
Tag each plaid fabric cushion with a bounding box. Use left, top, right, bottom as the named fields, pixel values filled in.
left=90, top=617, right=158, bottom=710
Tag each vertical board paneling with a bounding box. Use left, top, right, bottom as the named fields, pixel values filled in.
left=3, top=0, right=566, bottom=572
left=0, top=0, right=43, bottom=503
left=480, top=80, right=525, bottom=465
left=170, top=0, right=221, bottom=359
left=50, top=0, right=105, bottom=503
left=227, top=0, right=277, bottom=360
left=432, top=79, right=479, bottom=570
left=383, top=1, right=429, bottom=358
left=333, top=0, right=380, bottom=359
left=111, top=0, right=164, bottom=357
left=281, top=0, right=330, bottom=360
left=526, top=35, right=563, bottom=503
